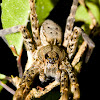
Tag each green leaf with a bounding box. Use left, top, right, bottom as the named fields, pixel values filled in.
left=75, top=5, right=92, bottom=25
left=36, top=0, right=59, bottom=24
left=86, top=1, right=100, bottom=24
left=75, top=1, right=100, bottom=25
left=0, top=74, right=6, bottom=79
left=75, top=1, right=100, bottom=35
left=1, top=0, right=30, bottom=55
left=0, top=74, right=7, bottom=92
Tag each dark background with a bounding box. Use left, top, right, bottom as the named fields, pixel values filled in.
left=0, top=0, right=99, bottom=99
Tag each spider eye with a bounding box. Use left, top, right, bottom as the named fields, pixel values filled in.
left=56, top=53, right=59, bottom=59
left=45, top=53, right=49, bottom=59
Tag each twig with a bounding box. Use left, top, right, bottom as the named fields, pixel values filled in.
left=16, top=48, right=23, bottom=78
left=10, top=45, right=23, bottom=78
left=0, top=25, right=21, bottom=37
left=0, top=81, right=15, bottom=95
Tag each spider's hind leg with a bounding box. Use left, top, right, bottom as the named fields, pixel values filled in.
left=72, top=27, right=95, bottom=67
left=63, top=0, right=79, bottom=59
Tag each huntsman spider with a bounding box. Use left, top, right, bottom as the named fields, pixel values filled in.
left=0, top=0, right=95, bottom=100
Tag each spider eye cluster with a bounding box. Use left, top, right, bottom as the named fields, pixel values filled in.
left=45, top=52, right=59, bottom=64
left=45, top=52, right=59, bottom=59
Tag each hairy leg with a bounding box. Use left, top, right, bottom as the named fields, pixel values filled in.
left=60, top=59, right=80, bottom=100
left=29, top=0, right=41, bottom=46
left=25, top=80, right=60, bottom=100
left=63, top=0, right=95, bottom=61
left=66, top=27, right=81, bottom=59
left=59, top=71, right=68, bottom=100
left=72, top=27, right=95, bottom=68
left=19, top=26, right=36, bottom=70
left=63, top=0, right=78, bottom=59
left=13, top=66, right=39, bottom=100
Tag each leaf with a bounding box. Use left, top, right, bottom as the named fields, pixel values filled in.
left=1, top=0, right=59, bottom=56
left=1, top=0, right=30, bottom=55
left=86, top=1, right=100, bottom=24
left=0, top=74, right=6, bottom=79
left=0, top=74, right=7, bottom=92
left=75, top=5, right=92, bottom=25
left=75, top=1, right=100, bottom=35
left=36, top=0, right=59, bottom=24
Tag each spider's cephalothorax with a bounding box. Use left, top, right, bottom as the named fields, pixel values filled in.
left=38, top=45, right=65, bottom=81
left=0, top=0, right=95, bottom=100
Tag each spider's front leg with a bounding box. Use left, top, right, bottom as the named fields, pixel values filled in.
left=29, top=0, right=41, bottom=46
left=25, top=71, right=68, bottom=100
left=13, top=66, right=39, bottom=100
left=19, top=26, right=36, bottom=70
left=60, top=59, right=80, bottom=100
left=59, top=71, right=68, bottom=100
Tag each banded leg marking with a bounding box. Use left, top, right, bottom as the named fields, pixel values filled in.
left=67, top=27, right=81, bottom=59
left=72, top=27, right=95, bottom=65
left=60, top=60, right=80, bottom=100
left=60, top=71, right=68, bottom=100
left=19, top=26, right=35, bottom=52
left=63, top=0, right=78, bottom=48
left=13, top=66, right=39, bottom=100
left=29, top=0, right=41, bottom=46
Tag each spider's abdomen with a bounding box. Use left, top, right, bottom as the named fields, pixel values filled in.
left=40, top=20, right=62, bottom=46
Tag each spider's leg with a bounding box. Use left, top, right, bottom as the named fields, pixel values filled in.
left=72, top=41, right=87, bottom=67
left=25, top=80, right=60, bottom=100
left=13, top=65, right=39, bottom=100
left=59, top=70, right=68, bottom=100
left=29, top=0, right=41, bottom=46
left=72, top=27, right=95, bottom=67
left=60, top=60, right=80, bottom=100
left=66, top=26, right=81, bottom=59
left=19, top=26, right=36, bottom=70
left=63, top=0, right=78, bottom=58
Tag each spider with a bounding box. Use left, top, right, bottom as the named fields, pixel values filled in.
left=0, top=0, right=95, bottom=100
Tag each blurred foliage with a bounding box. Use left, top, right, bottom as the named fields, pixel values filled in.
left=0, top=74, right=7, bottom=92
left=75, top=0, right=100, bottom=35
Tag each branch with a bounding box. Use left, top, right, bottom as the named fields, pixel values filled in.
left=0, top=81, right=15, bottom=95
